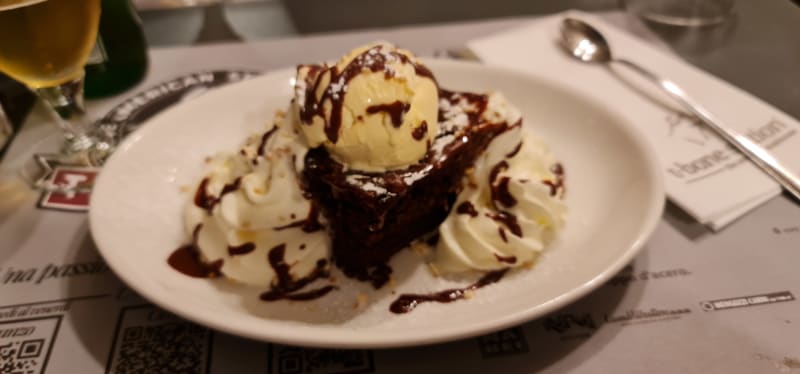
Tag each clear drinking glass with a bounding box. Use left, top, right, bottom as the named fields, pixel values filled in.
left=0, top=0, right=112, bottom=172
left=623, top=0, right=735, bottom=27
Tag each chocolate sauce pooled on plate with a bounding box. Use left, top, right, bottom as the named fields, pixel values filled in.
left=299, top=44, right=436, bottom=144
left=365, top=100, right=410, bottom=127
left=389, top=268, right=509, bottom=314
left=168, top=224, right=223, bottom=278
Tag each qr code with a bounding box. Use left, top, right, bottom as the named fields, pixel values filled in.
left=0, top=316, right=61, bottom=374
left=269, top=345, right=374, bottom=374
left=106, top=305, right=211, bottom=374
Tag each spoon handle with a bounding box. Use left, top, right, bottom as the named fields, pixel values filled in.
left=614, top=58, right=800, bottom=201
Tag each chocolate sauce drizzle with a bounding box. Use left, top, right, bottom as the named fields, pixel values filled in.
left=257, top=125, right=279, bottom=157
left=228, top=242, right=256, bottom=256
left=260, top=244, right=336, bottom=301
left=542, top=163, right=566, bottom=197
left=488, top=161, right=516, bottom=208
left=488, top=161, right=508, bottom=192
left=193, top=178, right=214, bottom=211
left=494, top=253, right=517, bottom=264
left=298, top=44, right=437, bottom=143
left=273, top=203, right=323, bottom=233
left=412, top=120, right=428, bottom=141
left=193, top=177, right=243, bottom=213
left=497, top=227, right=508, bottom=243
left=389, top=268, right=509, bottom=314
left=506, top=141, right=523, bottom=158
left=487, top=211, right=522, bottom=237
left=456, top=201, right=478, bottom=217
left=168, top=224, right=224, bottom=278
left=366, top=100, right=410, bottom=127
left=493, top=177, right=516, bottom=208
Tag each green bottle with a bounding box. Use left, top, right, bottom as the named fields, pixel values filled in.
left=84, top=0, right=148, bottom=99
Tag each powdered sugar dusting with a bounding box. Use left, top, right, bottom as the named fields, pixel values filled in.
left=345, top=175, right=389, bottom=195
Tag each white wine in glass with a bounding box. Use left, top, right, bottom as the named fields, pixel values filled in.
left=0, top=0, right=114, bottom=175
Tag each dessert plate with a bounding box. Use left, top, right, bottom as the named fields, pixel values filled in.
left=89, top=59, right=664, bottom=348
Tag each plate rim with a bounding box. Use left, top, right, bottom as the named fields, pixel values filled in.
left=89, top=59, right=665, bottom=348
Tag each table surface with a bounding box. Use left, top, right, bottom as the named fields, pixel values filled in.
left=1, top=4, right=799, bottom=373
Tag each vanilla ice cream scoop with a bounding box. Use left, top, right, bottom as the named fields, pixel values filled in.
left=294, top=42, right=439, bottom=172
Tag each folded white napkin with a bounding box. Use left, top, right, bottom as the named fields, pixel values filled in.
left=468, top=10, right=800, bottom=230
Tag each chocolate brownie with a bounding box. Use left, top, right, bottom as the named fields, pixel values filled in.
left=302, top=90, right=514, bottom=287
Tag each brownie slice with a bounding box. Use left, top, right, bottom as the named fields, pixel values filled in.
left=302, top=90, right=512, bottom=286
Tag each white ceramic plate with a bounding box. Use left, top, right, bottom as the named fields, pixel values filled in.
left=89, top=59, right=664, bottom=348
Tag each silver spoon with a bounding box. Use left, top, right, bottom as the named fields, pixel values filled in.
left=560, top=17, right=800, bottom=201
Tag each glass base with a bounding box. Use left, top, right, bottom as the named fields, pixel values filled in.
left=624, top=0, right=735, bottom=27
left=62, top=131, right=115, bottom=166
left=14, top=132, right=106, bottom=193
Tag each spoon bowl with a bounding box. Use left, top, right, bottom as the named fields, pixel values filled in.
left=560, top=18, right=612, bottom=63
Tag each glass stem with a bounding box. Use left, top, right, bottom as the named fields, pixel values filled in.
left=35, top=74, right=94, bottom=152
left=34, top=73, right=113, bottom=165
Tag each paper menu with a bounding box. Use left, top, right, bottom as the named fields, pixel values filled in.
left=467, top=11, right=800, bottom=229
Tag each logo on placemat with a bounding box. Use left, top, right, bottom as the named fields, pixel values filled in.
left=37, top=166, right=98, bottom=212
left=477, top=327, right=529, bottom=358
left=700, top=291, right=794, bottom=312
left=99, top=70, right=260, bottom=140
left=604, top=307, right=692, bottom=325
left=543, top=313, right=597, bottom=340
left=268, top=345, right=375, bottom=374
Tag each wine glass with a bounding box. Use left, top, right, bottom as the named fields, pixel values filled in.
left=0, top=0, right=112, bottom=190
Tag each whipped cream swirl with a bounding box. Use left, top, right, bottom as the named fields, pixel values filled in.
left=184, top=111, right=331, bottom=286
left=434, top=123, right=566, bottom=273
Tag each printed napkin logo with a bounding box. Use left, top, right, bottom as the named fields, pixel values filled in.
left=664, top=116, right=794, bottom=184
left=666, top=112, right=711, bottom=147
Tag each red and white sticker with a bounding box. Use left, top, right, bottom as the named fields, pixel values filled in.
left=38, top=167, right=98, bottom=212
